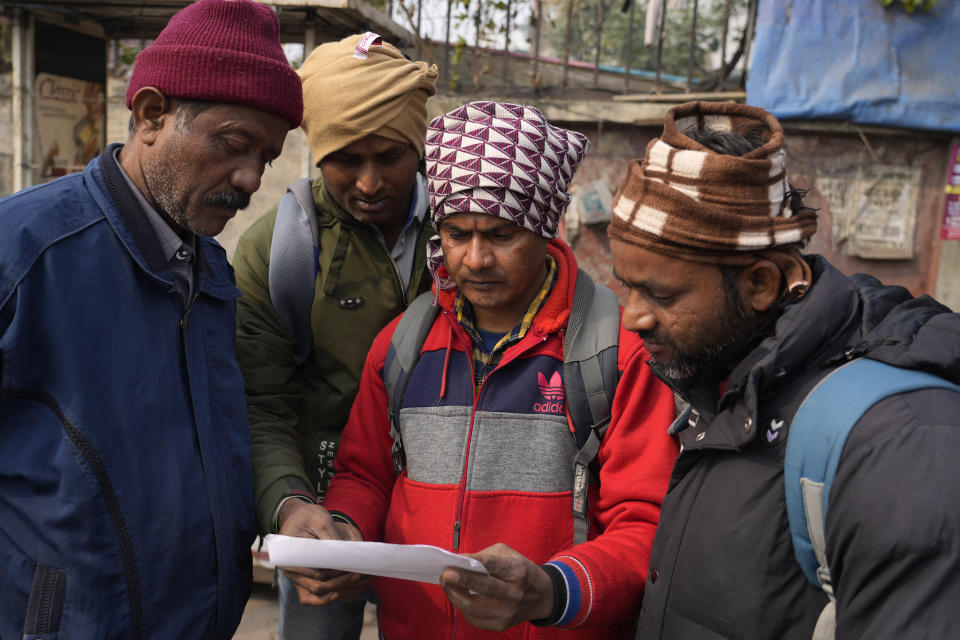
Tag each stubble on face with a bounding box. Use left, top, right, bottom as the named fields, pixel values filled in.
left=643, top=274, right=775, bottom=384
left=140, top=116, right=251, bottom=238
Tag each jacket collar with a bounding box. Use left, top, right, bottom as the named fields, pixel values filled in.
left=668, top=253, right=960, bottom=450
left=91, top=144, right=238, bottom=300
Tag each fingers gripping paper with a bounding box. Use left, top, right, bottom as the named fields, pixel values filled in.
left=265, top=534, right=488, bottom=584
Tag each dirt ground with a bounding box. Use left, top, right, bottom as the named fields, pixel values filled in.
left=233, top=582, right=379, bottom=640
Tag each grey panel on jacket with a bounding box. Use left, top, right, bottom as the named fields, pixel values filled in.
left=399, top=405, right=473, bottom=484
left=467, top=411, right=575, bottom=493
left=399, top=407, right=576, bottom=492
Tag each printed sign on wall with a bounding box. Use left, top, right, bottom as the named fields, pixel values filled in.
left=34, top=73, right=106, bottom=180
left=816, top=164, right=921, bottom=259
left=941, top=141, right=960, bottom=240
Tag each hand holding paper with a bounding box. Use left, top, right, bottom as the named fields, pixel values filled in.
left=439, top=543, right=556, bottom=632
left=274, top=501, right=369, bottom=606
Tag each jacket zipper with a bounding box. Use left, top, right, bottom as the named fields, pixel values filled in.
left=180, top=291, right=199, bottom=329
left=446, top=327, right=546, bottom=640
left=1, top=387, right=144, bottom=638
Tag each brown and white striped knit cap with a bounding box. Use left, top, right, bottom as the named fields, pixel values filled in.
left=608, top=101, right=817, bottom=294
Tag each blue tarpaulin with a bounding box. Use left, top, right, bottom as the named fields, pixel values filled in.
left=746, top=0, right=960, bottom=133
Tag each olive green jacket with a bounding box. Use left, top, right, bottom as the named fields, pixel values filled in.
left=234, top=175, right=433, bottom=535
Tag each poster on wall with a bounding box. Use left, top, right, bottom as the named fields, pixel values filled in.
left=34, top=72, right=106, bottom=180
left=941, top=142, right=960, bottom=241
left=816, top=164, right=921, bottom=260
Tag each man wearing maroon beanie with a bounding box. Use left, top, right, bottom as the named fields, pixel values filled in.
left=0, top=1, right=302, bottom=638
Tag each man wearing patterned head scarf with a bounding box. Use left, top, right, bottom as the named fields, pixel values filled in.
left=233, top=32, right=437, bottom=640
left=306, top=101, right=679, bottom=638
left=610, top=101, right=960, bottom=639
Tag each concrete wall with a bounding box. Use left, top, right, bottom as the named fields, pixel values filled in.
left=20, top=81, right=958, bottom=307
left=556, top=121, right=954, bottom=303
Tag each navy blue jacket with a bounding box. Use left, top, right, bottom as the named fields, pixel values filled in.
left=0, top=146, right=255, bottom=639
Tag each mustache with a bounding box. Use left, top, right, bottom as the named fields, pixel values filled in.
left=205, top=190, right=250, bottom=211
left=635, top=329, right=676, bottom=349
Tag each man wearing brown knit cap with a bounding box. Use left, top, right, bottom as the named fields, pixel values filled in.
left=233, top=32, right=438, bottom=640
left=0, top=0, right=301, bottom=638
left=610, top=101, right=960, bottom=639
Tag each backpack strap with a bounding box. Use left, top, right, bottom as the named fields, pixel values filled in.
left=382, top=270, right=620, bottom=547
left=383, top=291, right=439, bottom=475
left=564, top=269, right=621, bottom=545
left=786, top=358, right=960, bottom=597
left=269, top=178, right=320, bottom=366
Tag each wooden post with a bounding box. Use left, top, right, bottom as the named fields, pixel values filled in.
left=302, top=11, right=316, bottom=179
left=563, top=0, right=575, bottom=89
left=624, top=0, right=635, bottom=93
left=443, top=0, right=453, bottom=86
left=654, top=0, right=667, bottom=93
left=686, top=0, right=699, bottom=92
left=502, top=0, right=512, bottom=87
left=593, top=0, right=604, bottom=88
left=12, top=9, right=36, bottom=192
left=532, top=0, right=542, bottom=88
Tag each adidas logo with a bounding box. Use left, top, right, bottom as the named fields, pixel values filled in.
left=535, top=371, right=565, bottom=413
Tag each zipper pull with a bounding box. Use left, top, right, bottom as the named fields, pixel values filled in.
left=453, top=521, right=461, bottom=551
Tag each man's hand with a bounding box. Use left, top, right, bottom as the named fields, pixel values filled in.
left=439, top=543, right=555, bottom=631
left=277, top=500, right=370, bottom=606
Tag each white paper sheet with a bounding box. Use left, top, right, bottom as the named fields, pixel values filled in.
left=265, top=534, right=489, bottom=584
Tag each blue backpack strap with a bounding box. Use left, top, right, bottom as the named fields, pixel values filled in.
left=785, top=358, right=960, bottom=595
left=564, top=269, right=620, bottom=545
left=269, top=178, right=319, bottom=366
left=383, top=291, right=438, bottom=475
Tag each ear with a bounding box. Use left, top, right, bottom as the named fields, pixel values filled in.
left=738, top=259, right=783, bottom=313
left=129, top=87, right=173, bottom=144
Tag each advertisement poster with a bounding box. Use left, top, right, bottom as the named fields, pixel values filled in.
left=34, top=72, right=106, bottom=180
left=941, top=141, right=960, bottom=240
left=817, top=164, right=921, bottom=259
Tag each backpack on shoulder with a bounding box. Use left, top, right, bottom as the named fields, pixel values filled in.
left=785, top=357, right=960, bottom=639
left=382, top=269, right=621, bottom=545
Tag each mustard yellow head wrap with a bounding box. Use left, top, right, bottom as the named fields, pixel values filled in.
left=298, top=32, right=439, bottom=164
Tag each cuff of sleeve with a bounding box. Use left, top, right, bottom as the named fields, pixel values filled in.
left=271, top=493, right=317, bottom=534
left=329, top=511, right=364, bottom=540
left=539, top=559, right=592, bottom=628
left=529, top=564, right=567, bottom=627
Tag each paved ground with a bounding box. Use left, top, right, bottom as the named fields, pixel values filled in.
left=234, top=582, right=379, bottom=640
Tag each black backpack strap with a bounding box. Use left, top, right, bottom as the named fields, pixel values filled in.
left=383, top=291, right=439, bottom=475
left=269, top=178, right=319, bottom=366
left=563, top=269, right=621, bottom=544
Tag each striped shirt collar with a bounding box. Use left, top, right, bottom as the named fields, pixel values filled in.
left=455, top=256, right=557, bottom=390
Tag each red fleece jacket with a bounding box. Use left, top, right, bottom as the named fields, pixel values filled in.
left=324, top=240, right=679, bottom=639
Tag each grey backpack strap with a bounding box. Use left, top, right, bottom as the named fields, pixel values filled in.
left=383, top=291, right=439, bottom=475
left=269, top=178, right=319, bottom=366
left=564, top=269, right=621, bottom=544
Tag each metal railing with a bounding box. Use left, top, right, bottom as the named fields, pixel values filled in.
left=397, top=0, right=756, bottom=97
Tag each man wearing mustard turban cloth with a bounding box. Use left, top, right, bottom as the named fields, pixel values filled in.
left=232, top=32, right=438, bottom=640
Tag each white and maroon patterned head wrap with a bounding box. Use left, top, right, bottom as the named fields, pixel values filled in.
left=424, top=101, right=589, bottom=288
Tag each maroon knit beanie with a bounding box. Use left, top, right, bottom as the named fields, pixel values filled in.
left=126, top=0, right=303, bottom=128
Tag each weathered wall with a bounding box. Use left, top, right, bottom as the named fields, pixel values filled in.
left=36, top=85, right=960, bottom=306
left=555, top=121, right=954, bottom=303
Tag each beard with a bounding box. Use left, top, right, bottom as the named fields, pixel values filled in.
left=640, top=282, right=779, bottom=384
left=141, top=152, right=250, bottom=238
